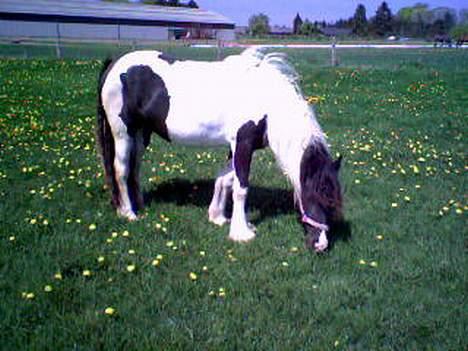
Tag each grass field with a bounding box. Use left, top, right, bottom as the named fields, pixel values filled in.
left=0, top=48, right=466, bottom=350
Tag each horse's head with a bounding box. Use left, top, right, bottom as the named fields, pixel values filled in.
left=300, top=144, right=343, bottom=253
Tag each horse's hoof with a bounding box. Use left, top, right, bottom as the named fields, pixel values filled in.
left=228, top=229, right=256, bottom=242
left=209, top=214, right=229, bottom=226
left=117, top=209, right=138, bottom=221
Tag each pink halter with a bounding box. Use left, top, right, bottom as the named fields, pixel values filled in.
left=299, top=201, right=329, bottom=232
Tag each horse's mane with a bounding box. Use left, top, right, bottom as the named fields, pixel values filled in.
left=232, top=48, right=302, bottom=94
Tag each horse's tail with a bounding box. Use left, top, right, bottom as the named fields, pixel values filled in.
left=96, top=57, right=120, bottom=208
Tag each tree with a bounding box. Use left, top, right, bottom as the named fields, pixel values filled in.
left=352, top=4, right=368, bottom=36
left=248, top=13, right=271, bottom=37
left=374, top=1, right=393, bottom=36
left=187, top=0, right=198, bottom=8
left=300, top=20, right=319, bottom=36
left=293, top=13, right=303, bottom=35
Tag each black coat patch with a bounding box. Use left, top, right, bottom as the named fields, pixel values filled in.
left=120, top=65, right=171, bottom=141
left=234, top=115, right=268, bottom=188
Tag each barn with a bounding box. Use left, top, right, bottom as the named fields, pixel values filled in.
left=0, top=0, right=235, bottom=42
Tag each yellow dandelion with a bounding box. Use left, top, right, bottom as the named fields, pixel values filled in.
left=455, top=208, right=463, bottom=214
left=218, top=288, right=226, bottom=297
left=26, top=292, right=35, bottom=300
left=88, top=224, right=97, bottom=231
left=359, top=259, right=367, bottom=265
left=391, top=203, right=398, bottom=208
left=202, top=266, right=208, bottom=272
left=281, top=261, right=289, bottom=267
left=128, top=249, right=136, bottom=255
left=189, top=272, right=198, bottom=281
left=151, top=259, right=160, bottom=266
left=104, top=307, right=116, bottom=316
left=97, top=256, right=105, bottom=263
left=156, top=254, right=163, bottom=260
left=111, top=232, right=118, bottom=238
left=199, top=251, right=206, bottom=257
left=44, top=285, right=53, bottom=293
left=9, top=236, right=15, bottom=242
left=376, top=235, right=384, bottom=240
left=370, top=261, right=378, bottom=267
left=166, top=241, right=174, bottom=248
left=54, top=272, right=63, bottom=280
left=122, top=230, right=130, bottom=237
left=126, top=265, right=136, bottom=273
left=83, top=270, right=92, bottom=277
left=30, top=218, right=37, bottom=225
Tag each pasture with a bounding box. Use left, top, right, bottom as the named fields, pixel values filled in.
left=0, top=48, right=466, bottom=350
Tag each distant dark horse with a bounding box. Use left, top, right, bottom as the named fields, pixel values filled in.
left=96, top=48, right=343, bottom=252
left=433, top=34, right=452, bottom=48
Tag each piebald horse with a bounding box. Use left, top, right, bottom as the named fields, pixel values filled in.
left=97, top=49, right=343, bottom=252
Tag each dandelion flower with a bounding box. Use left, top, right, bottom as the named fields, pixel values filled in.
left=151, top=259, right=160, bottom=266
left=44, top=285, right=53, bottom=292
left=97, top=256, right=105, bottom=263
left=359, top=259, right=367, bottom=265
left=376, top=235, right=384, bottom=240
left=281, top=261, right=289, bottom=267
left=54, top=272, right=63, bottom=280
left=370, top=261, right=378, bottom=267
left=189, top=272, right=197, bottom=281
left=88, top=224, right=97, bottom=231
left=126, top=265, right=136, bottom=273
left=122, top=230, right=130, bottom=237
left=104, top=307, right=116, bottom=316
left=82, top=270, right=92, bottom=277
left=9, top=236, right=15, bottom=242
left=26, top=292, right=35, bottom=300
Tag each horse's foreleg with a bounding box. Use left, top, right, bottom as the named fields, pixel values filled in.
left=228, top=128, right=259, bottom=242
left=128, top=131, right=145, bottom=212
left=208, top=162, right=234, bottom=226
left=114, top=134, right=138, bottom=221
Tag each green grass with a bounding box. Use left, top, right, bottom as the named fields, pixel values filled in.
left=0, top=48, right=466, bottom=350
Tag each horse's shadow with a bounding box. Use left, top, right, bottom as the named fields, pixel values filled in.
left=144, top=178, right=293, bottom=222
left=144, top=178, right=352, bottom=248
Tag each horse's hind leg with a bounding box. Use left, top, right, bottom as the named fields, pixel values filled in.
left=114, top=133, right=138, bottom=221
left=209, top=160, right=234, bottom=226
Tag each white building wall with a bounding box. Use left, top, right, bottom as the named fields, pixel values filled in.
left=0, top=20, right=232, bottom=41
left=120, top=25, right=168, bottom=40
left=0, top=20, right=56, bottom=37
left=0, top=20, right=169, bottom=40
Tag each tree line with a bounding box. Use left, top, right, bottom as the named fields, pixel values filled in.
left=249, top=2, right=468, bottom=39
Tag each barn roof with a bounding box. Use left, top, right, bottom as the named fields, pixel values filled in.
left=0, top=0, right=235, bottom=29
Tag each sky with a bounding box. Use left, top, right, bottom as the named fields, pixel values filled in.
left=196, top=0, right=466, bottom=26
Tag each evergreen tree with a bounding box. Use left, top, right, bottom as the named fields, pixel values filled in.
left=293, top=13, right=303, bottom=35
left=352, top=4, right=368, bottom=36
left=374, top=1, right=393, bottom=36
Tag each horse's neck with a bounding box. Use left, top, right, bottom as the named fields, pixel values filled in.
left=267, top=104, right=327, bottom=199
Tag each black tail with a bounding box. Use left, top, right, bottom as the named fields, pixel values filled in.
left=96, top=58, right=120, bottom=208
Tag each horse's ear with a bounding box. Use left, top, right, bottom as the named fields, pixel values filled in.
left=333, top=155, right=342, bottom=172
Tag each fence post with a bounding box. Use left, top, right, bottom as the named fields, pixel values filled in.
left=331, top=36, right=337, bottom=67
left=55, top=22, right=62, bottom=59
